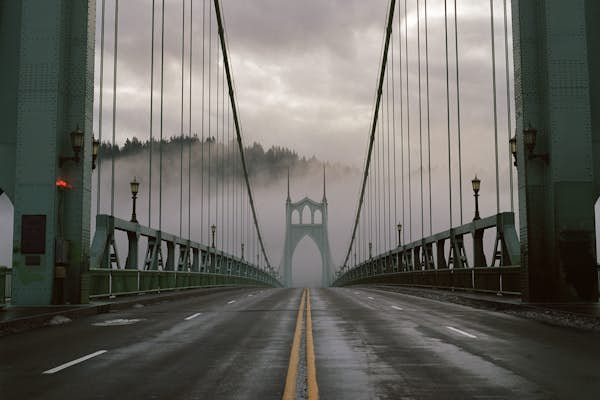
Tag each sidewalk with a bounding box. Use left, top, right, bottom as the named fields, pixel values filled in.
left=0, top=286, right=248, bottom=336
left=371, top=284, right=600, bottom=332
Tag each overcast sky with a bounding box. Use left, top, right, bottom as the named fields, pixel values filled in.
left=2, top=0, right=525, bottom=286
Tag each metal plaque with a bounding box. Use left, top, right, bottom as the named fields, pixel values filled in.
left=21, top=214, right=46, bottom=254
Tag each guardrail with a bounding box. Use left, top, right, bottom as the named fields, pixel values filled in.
left=87, top=214, right=281, bottom=299
left=0, top=267, right=10, bottom=305
left=87, top=269, right=270, bottom=298
left=334, top=212, right=521, bottom=294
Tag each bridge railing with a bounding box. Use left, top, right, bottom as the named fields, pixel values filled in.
left=334, top=212, right=521, bottom=294
left=88, top=214, right=281, bottom=298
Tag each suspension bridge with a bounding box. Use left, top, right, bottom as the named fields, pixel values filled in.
left=1, top=0, right=599, bottom=398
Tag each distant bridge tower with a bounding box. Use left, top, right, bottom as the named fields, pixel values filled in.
left=281, top=168, right=333, bottom=287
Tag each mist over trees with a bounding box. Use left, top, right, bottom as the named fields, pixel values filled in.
left=98, top=135, right=356, bottom=185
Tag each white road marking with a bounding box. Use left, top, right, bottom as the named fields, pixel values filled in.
left=184, top=313, right=202, bottom=321
left=391, top=305, right=403, bottom=311
left=248, top=294, right=254, bottom=297
left=43, top=350, right=107, bottom=374
left=354, top=292, right=360, bottom=295
left=92, top=319, right=143, bottom=327
left=446, top=326, right=478, bottom=339
left=227, top=300, right=236, bottom=304
left=367, top=296, right=375, bottom=300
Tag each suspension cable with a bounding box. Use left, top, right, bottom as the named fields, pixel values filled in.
left=148, top=0, right=155, bottom=227
left=404, top=0, right=412, bottom=242
left=391, top=26, right=398, bottom=245
left=417, top=0, right=424, bottom=240
left=503, top=0, right=514, bottom=212
left=200, top=0, right=206, bottom=243
left=490, top=0, right=501, bottom=213
left=179, top=0, right=185, bottom=237
left=454, top=0, right=463, bottom=224
left=188, top=0, right=193, bottom=240
left=444, top=0, right=453, bottom=229
left=342, top=0, right=396, bottom=268
left=110, top=0, right=119, bottom=216
left=399, top=0, right=405, bottom=244
left=159, top=0, right=165, bottom=231
left=213, top=0, right=273, bottom=269
left=97, top=0, right=106, bottom=217
left=425, top=0, right=432, bottom=235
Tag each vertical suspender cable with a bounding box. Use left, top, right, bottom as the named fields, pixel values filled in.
left=424, top=0, right=432, bottom=235
left=159, top=0, right=165, bottom=231
left=216, top=34, right=220, bottom=244
left=417, top=0, right=424, bottom=240
left=201, top=0, right=206, bottom=243
left=207, top=0, right=212, bottom=233
left=386, top=71, right=392, bottom=250
left=214, top=0, right=273, bottom=269
left=399, top=0, right=405, bottom=244
left=503, top=0, right=514, bottom=212
left=444, top=0, right=453, bottom=229
left=180, top=0, right=185, bottom=237
left=188, top=0, right=193, bottom=240
left=110, top=0, right=119, bottom=217
left=453, top=0, right=463, bottom=224
left=391, top=28, right=397, bottom=242
left=342, top=0, right=396, bottom=267
left=490, top=0, right=500, bottom=213
left=97, top=0, right=106, bottom=217
left=405, top=0, right=412, bottom=242
left=221, top=61, right=225, bottom=250
left=148, top=0, right=155, bottom=227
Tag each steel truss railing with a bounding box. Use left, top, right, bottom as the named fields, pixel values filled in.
left=88, top=214, right=281, bottom=298
left=334, top=212, right=521, bottom=294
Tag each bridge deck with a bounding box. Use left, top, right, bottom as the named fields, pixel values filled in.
left=2, top=288, right=600, bottom=399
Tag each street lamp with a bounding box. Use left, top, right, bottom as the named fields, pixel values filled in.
left=523, top=125, right=549, bottom=164
left=368, top=242, right=372, bottom=259
left=241, top=243, right=245, bottom=260
left=129, top=177, right=139, bottom=223
left=509, top=136, right=517, bottom=166
left=211, top=224, right=216, bottom=248
left=396, top=223, right=402, bottom=247
left=92, top=137, right=100, bottom=170
left=59, top=125, right=84, bottom=167
left=472, top=175, right=481, bottom=221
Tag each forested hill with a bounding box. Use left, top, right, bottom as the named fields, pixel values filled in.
left=98, top=136, right=356, bottom=183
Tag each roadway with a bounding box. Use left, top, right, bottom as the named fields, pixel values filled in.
left=1, top=287, right=600, bottom=399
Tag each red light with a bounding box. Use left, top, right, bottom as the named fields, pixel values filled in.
left=56, top=179, right=72, bottom=189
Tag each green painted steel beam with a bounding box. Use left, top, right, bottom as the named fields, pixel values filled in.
left=3, top=1, right=96, bottom=305
left=513, top=0, right=598, bottom=302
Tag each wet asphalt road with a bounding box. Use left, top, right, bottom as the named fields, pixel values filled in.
left=2, top=287, right=600, bottom=399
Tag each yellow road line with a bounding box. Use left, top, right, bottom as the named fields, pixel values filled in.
left=282, top=289, right=306, bottom=400
left=306, top=289, right=319, bottom=400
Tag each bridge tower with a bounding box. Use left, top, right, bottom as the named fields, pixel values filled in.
left=0, top=1, right=95, bottom=305
left=514, top=0, right=599, bottom=302
left=281, top=169, right=333, bottom=287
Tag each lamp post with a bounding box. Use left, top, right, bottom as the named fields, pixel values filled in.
left=130, top=177, right=139, bottom=223
left=241, top=243, right=245, bottom=260
left=211, top=224, right=216, bottom=248
left=92, top=137, right=100, bottom=170
left=524, top=125, right=549, bottom=164
left=509, top=136, right=517, bottom=167
left=368, top=242, right=372, bottom=259
left=396, top=223, right=402, bottom=247
left=59, top=125, right=84, bottom=167
left=472, top=175, right=481, bottom=221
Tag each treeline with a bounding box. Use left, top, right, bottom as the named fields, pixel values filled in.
left=98, top=136, right=345, bottom=182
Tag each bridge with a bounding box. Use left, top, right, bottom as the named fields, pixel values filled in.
left=1, top=0, right=600, bottom=398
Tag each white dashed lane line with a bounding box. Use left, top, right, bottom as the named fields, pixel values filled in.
left=446, top=326, right=478, bottom=339
left=184, top=313, right=202, bottom=321
left=43, top=350, right=107, bottom=374
left=227, top=300, right=236, bottom=304
left=391, top=305, right=403, bottom=311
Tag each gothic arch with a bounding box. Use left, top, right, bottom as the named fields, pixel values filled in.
left=281, top=196, right=333, bottom=287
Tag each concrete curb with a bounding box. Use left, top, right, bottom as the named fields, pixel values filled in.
left=0, top=285, right=260, bottom=336
left=368, top=284, right=600, bottom=333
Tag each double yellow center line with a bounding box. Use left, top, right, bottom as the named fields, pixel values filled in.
left=282, top=288, right=319, bottom=400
